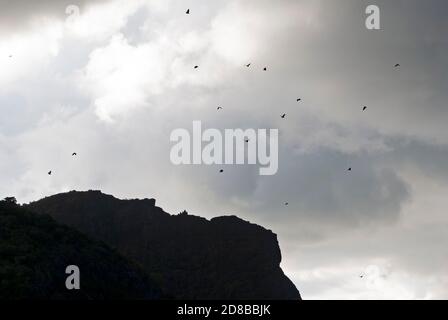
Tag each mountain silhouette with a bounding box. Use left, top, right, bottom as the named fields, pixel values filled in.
left=0, top=197, right=162, bottom=299
left=27, top=190, right=301, bottom=300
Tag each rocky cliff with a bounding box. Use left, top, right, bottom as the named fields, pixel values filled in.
left=27, top=190, right=301, bottom=300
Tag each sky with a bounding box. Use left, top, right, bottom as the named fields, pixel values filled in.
left=1, top=0, right=448, bottom=299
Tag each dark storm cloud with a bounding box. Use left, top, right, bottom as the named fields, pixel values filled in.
left=253, top=0, right=448, bottom=142
left=384, top=138, right=448, bottom=182
left=254, top=148, right=410, bottom=225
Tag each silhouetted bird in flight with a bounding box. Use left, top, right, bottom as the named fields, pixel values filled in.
left=394, top=63, right=400, bottom=68
left=219, top=169, right=224, bottom=173
left=246, top=63, right=251, bottom=67
left=360, top=275, right=364, bottom=278
left=194, top=65, right=199, bottom=69
left=348, top=167, right=352, bottom=172
left=72, top=152, right=77, bottom=156
left=186, top=9, right=190, bottom=14
left=285, top=202, right=289, bottom=206
left=48, top=171, right=52, bottom=175
left=263, top=67, right=267, bottom=71
left=281, top=113, right=286, bottom=119
left=363, top=106, right=367, bottom=111
left=297, top=98, right=302, bottom=102
left=217, top=106, right=223, bottom=110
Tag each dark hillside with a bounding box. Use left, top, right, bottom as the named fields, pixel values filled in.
left=28, top=190, right=301, bottom=300
left=0, top=197, right=162, bottom=299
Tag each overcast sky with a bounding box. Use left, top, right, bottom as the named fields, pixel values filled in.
left=1, top=0, right=448, bottom=299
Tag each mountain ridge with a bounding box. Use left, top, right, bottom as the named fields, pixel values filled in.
left=26, top=190, right=301, bottom=300
left=0, top=197, right=163, bottom=299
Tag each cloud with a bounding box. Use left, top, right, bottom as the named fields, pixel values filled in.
left=0, top=0, right=109, bottom=34
left=1, top=0, right=448, bottom=299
